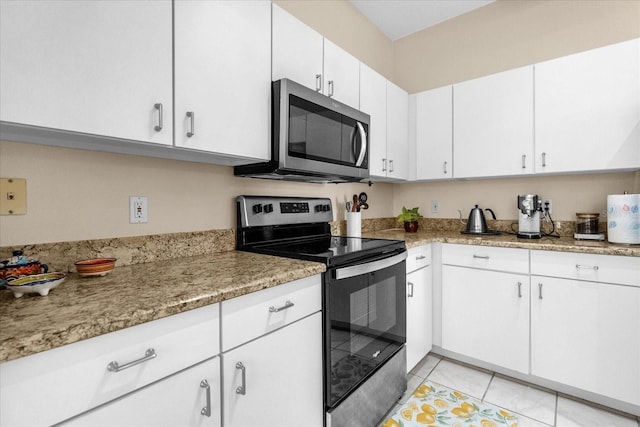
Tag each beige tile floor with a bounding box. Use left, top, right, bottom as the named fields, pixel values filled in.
left=379, top=353, right=640, bottom=427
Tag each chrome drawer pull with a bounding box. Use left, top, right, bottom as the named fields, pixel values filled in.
left=576, top=264, right=599, bottom=271
left=522, top=154, right=526, bottom=169
left=382, top=158, right=387, bottom=172
left=415, top=255, right=427, bottom=260
left=542, top=152, right=547, bottom=168
left=200, top=380, right=211, bottom=417
left=186, top=111, right=195, bottom=137
left=154, top=103, right=163, bottom=131
left=315, top=74, right=322, bottom=92
left=269, top=300, right=294, bottom=313
left=473, top=255, right=490, bottom=259
left=408, top=281, right=414, bottom=298
left=328, top=80, right=334, bottom=97
left=517, top=282, right=522, bottom=298
left=236, top=362, right=246, bottom=395
left=107, top=348, right=156, bottom=372
left=538, top=283, right=543, bottom=300
left=443, top=161, right=448, bottom=174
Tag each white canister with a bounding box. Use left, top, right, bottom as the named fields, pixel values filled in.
left=346, top=211, right=361, bottom=238
left=607, top=194, right=640, bottom=244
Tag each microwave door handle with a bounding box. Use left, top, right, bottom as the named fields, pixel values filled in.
left=335, top=252, right=407, bottom=280
left=354, top=122, right=367, bottom=167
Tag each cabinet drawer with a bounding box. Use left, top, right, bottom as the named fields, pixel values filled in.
left=531, top=250, right=640, bottom=287
left=0, top=304, right=220, bottom=427
left=442, top=243, right=529, bottom=274
left=221, top=275, right=321, bottom=351
left=407, top=244, right=431, bottom=273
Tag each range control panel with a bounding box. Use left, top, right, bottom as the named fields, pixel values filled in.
left=237, top=196, right=333, bottom=228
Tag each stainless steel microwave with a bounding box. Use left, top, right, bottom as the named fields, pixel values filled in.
left=234, top=78, right=370, bottom=183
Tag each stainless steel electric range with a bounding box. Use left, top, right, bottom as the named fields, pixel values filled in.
left=236, top=196, right=408, bottom=427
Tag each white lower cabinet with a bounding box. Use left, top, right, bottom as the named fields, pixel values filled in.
left=222, top=313, right=323, bottom=427
left=406, top=265, right=433, bottom=372
left=442, top=266, right=530, bottom=373
left=61, top=357, right=221, bottom=426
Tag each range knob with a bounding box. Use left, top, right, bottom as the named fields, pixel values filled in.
left=264, top=204, right=274, bottom=213
left=252, top=204, right=263, bottom=214
left=322, top=204, right=331, bottom=212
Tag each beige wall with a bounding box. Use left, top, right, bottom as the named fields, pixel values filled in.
left=394, top=0, right=640, bottom=93
left=1, top=0, right=639, bottom=246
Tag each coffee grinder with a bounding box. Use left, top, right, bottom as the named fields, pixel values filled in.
left=517, top=194, right=542, bottom=239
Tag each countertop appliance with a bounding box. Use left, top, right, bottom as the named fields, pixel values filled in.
left=459, top=205, right=500, bottom=235
left=517, top=194, right=543, bottom=239
left=234, top=79, right=370, bottom=183
left=236, top=196, right=407, bottom=427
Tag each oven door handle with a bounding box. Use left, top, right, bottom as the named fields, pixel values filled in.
left=334, top=251, right=407, bottom=280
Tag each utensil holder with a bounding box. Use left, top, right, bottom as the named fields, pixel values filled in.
left=346, top=212, right=361, bottom=238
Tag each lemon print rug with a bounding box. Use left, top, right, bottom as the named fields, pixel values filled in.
left=381, top=380, right=518, bottom=427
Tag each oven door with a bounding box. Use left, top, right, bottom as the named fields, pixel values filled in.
left=324, top=250, right=407, bottom=409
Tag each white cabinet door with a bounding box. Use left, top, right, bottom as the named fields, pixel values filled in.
left=535, top=38, right=640, bottom=173
left=360, top=63, right=388, bottom=177
left=531, top=276, right=640, bottom=406
left=61, top=357, right=221, bottom=427
left=323, top=39, right=360, bottom=109
left=272, top=4, right=323, bottom=92
left=453, top=66, right=534, bottom=178
left=406, top=266, right=433, bottom=372
left=0, top=0, right=173, bottom=145
left=386, top=81, right=409, bottom=180
left=174, top=1, right=270, bottom=160
left=223, top=313, right=323, bottom=427
left=442, top=266, right=529, bottom=373
left=414, top=86, right=453, bottom=180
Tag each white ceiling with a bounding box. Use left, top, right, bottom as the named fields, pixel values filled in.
left=349, top=0, right=495, bottom=41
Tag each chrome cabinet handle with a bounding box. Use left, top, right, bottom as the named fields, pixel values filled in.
left=154, top=103, right=163, bottom=131
left=107, top=348, right=156, bottom=372
left=542, top=152, right=547, bottom=168
left=354, top=122, right=367, bottom=167
left=576, top=264, right=599, bottom=271
left=415, top=255, right=426, bottom=260
left=186, top=111, right=195, bottom=137
left=473, top=255, right=489, bottom=260
left=517, top=282, right=522, bottom=298
left=407, top=281, right=414, bottom=298
left=443, top=161, right=448, bottom=174
left=389, top=159, right=394, bottom=173
left=269, top=300, right=294, bottom=313
left=538, top=283, right=543, bottom=300
left=236, top=362, right=246, bottom=395
left=315, top=74, right=322, bottom=92
left=328, top=80, right=334, bottom=97
left=521, top=154, right=526, bottom=169
left=382, top=158, right=387, bottom=172
left=200, top=380, right=211, bottom=417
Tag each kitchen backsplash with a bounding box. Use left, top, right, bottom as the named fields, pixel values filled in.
left=2, top=217, right=585, bottom=272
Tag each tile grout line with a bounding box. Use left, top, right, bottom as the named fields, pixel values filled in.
left=553, top=393, right=559, bottom=427
left=481, top=372, right=495, bottom=402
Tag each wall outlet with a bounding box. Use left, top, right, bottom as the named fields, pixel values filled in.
left=129, top=196, right=148, bottom=223
left=0, top=178, right=27, bottom=215
left=542, top=199, right=552, bottom=215
left=431, top=200, right=440, bottom=213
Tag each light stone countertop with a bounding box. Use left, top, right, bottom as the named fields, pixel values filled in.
left=0, top=251, right=325, bottom=363
left=364, top=229, right=640, bottom=257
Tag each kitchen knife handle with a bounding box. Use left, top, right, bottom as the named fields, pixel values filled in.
left=154, top=103, right=163, bottom=131
left=269, top=300, right=294, bottom=312
left=407, top=281, right=414, bottom=297
left=315, top=74, right=322, bottom=92
left=186, top=111, right=195, bottom=137
left=200, top=380, right=211, bottom=417
left=328, top=80, right=334, bottom=97
left=107, top=348, right=156, bottom=372
left=236, top=362, right=246, bottom=395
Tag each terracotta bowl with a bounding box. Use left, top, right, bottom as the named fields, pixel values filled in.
left=75, top=258, right=117, bottom=277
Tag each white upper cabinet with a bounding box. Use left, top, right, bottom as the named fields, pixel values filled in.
left=360, top=63, right=388, bottom=177
left=453, top=66, right=534, bottom=178
left=386, top=81, right=410, bottom=180
left=174, top=1, right=270, bottom=160
left=272, top=4, right=360, bottom=109
left=535, top=38, right=640, bottom=173
left=0, top=0, right=173, bottom=145
left=323, top=38, right=360, bottom=109
left=272, top=4, right=324, bottom=92
left=413, top=86, right=453, bottom=180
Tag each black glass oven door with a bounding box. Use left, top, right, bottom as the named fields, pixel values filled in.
left=325, top=252, right=406, bottom=408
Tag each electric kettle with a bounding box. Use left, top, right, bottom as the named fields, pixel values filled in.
left=459, top=205, right=500, bottom=235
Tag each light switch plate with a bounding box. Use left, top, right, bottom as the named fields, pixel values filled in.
left=0, top=178, right=27, bottom=215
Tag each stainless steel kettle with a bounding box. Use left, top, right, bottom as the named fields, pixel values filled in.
left=459, top=205, right=497, bottom=234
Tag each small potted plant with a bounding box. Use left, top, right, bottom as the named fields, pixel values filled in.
left=397, top=206, right=423, bottom=233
